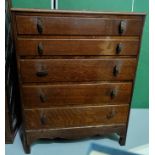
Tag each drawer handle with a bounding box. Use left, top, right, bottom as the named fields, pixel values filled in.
left=37, top=17, right=43, bottom=34
left=39, top=91, right=48, bottom=103
left=36, top=70, right=48, bottom=77
left=116, top=43, right=123, bottom=54
left=119, top=20, right=127, bottom=35
left=40, top=113, right=46, bottom=125
left=38, top=43, right=44, bottom=55
left=106, top=109, right=116, bottom=119
left=113, top=65, right=119, bottom=77
left=110, top=89, right=117, bottom=99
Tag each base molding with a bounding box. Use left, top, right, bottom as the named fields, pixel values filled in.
left=20, top=124, right=127, bottom=154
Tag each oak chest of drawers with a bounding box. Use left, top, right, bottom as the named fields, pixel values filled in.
left=11, top=8, right=145, bottom=153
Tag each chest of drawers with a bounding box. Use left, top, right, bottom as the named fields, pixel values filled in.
left=11, top=8, right=145, bottom=154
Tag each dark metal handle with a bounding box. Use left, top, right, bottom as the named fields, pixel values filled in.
left=37, top=17, right=43, bottom=34
left=116, top=43, right=123, bottom=54
left=110, top=89, right=117, bottom=99
left=119, top=20, right=127, bottom=35
left=36, top=64, right=48, bottom=77
left=40, top=113, right=46, bottom=125
left=106, top=109, right=116, bottom=119
left=38, top=43, right=44, bottom=55
left=36, top=70, right=48, bottom=77
left=113, top=65, right=119, bottom=77
left=39, top=91, right=48, bottom=103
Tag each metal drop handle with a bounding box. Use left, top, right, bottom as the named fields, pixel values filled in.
left=40, top=113, right=46, bottom=125
left=113, top=65, right=119, bottom=77
left=106, top=109, right=116, bottom=119
left=37, top=17, right=43, bottom=34
left=110, top=89, right=117, bottom=99
left=36, top=64, right=48, bottom=77
left=38, top=42, right=44, bottom=55
left=39, top=91, right=48, bottom=103
left=36, top=70, right=48, bottom=77
left=119, top=20, right=127, bottom=35
left=116, top=43, right=123, bottom=54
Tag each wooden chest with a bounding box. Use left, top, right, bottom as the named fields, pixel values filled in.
left=11, top=8, right=145, bottom=153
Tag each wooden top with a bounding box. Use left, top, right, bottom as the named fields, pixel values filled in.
left=11, top=8, right=146, bottom=16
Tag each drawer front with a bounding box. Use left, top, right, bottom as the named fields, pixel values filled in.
left=22, top=82, right=132, bottom=108
left=16, top=38, right=139, bottom=56
left=20, top=58, right=137, bottom=82
left=25, top=105, right=129, bottom=130
left=16, top=15, right=143, bottom=36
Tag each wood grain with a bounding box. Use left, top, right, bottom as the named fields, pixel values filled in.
left=22, top=82, right=132, bottom=108
left=11, top=8, right=146, bottom=16
left=20, top=58, right=137, bottom=82
left=25, top=124, right=126, bottom=144
left=25, top=105, right=129, bottom=130
left=16, top=38, right=140, bottom=56
left=16, top=15, right=143, bottom=36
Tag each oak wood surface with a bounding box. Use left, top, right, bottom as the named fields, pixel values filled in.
left=22, top=82, right=132, bottom=108
left=16, top=15, right=143, bottom=36
left=25, top=105, right=129, bottom=130
left=20, top=58, right=137, bottom=82
left=25, top=124, right=126, bottom=147
left=11, top=8, right=146, bottom=16
left=16, top=38, right=140, bottom=56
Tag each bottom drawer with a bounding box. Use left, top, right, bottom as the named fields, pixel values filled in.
left=25, top=105, right=129, bottom=130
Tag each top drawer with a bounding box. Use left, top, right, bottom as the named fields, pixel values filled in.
left=15, top=15, right=143, bottom=36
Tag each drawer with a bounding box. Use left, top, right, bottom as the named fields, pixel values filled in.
left=22, top=82, right=132, bottom=108
left=20, top=58, right=137, bottom=82
left=16, top=15, right=143, bottom=36
left=16, top=38, right=139, bottom=56
left=25, top=105, right=129, bottom=130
